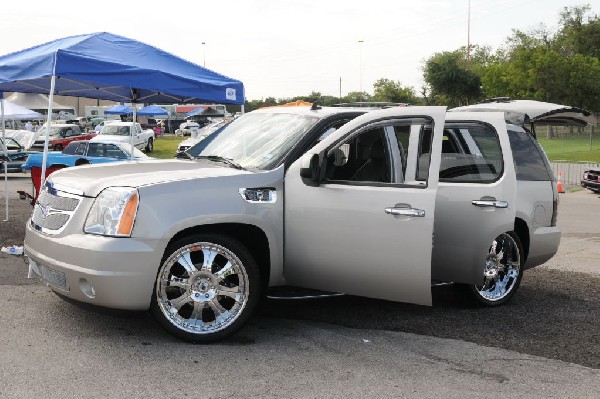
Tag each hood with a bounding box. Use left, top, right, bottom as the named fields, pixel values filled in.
left=92, top=135, right=129, bottom=143
left=47, top=159, right=251, bottom=197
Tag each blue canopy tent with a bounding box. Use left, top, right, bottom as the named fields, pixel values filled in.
left=104, top=105, right=133, bottom=115
left=0, top=32, right=245, bottom=218
left=137, top=105, right=168, bottom=116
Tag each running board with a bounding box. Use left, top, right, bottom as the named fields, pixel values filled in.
left=266, top=286, right=345, bottom=300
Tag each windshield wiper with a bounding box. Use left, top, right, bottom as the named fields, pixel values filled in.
left=196, top=155, right=245, bottom=170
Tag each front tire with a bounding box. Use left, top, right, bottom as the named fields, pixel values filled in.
left=145, top=138, right=154, bottom=152
left=151, top=233, right=260, bottom=343
left=467, top=231, right=524, bottom=306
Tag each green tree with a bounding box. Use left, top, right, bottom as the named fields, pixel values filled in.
left=372, top=78, right=422, bottom=104
left=423, top=51, right=482, bottom=107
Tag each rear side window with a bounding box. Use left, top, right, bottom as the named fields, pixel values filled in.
left=438, top=124, right=503, bottom=183
left=507, top=128, right=552, bottom=181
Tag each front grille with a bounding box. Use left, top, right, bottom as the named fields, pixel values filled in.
left=31, top=186, right=81, bottom=234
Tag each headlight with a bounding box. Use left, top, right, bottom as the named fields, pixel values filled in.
left=84, top=187, right=139, bottom=237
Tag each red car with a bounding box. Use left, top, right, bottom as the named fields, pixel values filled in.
left=30, top=124, right=96, bottom=151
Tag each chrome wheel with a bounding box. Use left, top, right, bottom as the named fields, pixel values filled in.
left=473, top=232, right=522, bottom=304
left=153, top=235, right=258, bottom=342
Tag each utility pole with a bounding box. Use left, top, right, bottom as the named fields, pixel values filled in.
left=358, top=40, right=364, bottom=100
left=466, top=0, right=471, bottom=65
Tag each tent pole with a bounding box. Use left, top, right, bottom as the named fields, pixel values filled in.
left=2, top=93, right=9, bottom=221
left=40, top=75, right=57, bottom=194
left=131, top=104, right=137, bottom=157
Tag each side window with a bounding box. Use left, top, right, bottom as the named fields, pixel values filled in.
left=439, top=124, right=503, bottom=182
left=87, top=143, right=101, bottom=157
left=63, top=143, right=79, bottom=155
left=325, top=128, right=390, bottom=183
left=104, top=144, right=127, bottom=159
left=325, top=118, right=434, bottom=186
left=507, top=128, right=552, bottom=181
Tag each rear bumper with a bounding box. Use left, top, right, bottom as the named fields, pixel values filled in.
left=524, top=226, right=561, bottom=269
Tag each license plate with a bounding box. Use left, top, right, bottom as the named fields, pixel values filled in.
left=34, top=261, right=69, bottom=291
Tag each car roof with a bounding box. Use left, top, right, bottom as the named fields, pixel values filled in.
left=250, top=105, right=384, bottom=119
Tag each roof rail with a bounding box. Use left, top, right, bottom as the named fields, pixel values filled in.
left=331, top=102, right=410, bottom=108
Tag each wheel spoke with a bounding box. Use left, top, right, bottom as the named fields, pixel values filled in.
left=168, top=275, right=189, bottom=289
left=215, top=261, right=235, bottom=281
left=190, top=302, right=205, bottom=322
left=178, top=252, right=198, bottom=275
left=169, top=292, right=192, bottom=311
left=208, top=298, right=227, bottom=317
left=201, top=248, right=218, bottom=272
left=217, top=284, right=242, bottom=300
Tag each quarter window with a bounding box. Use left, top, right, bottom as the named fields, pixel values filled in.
left=507, top=128, right=552, bottom=181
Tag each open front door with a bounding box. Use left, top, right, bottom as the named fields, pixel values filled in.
left=284, top=107, right=446, bottom=306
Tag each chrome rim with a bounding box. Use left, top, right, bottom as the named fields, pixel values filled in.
left=475, top=233, right=521, bottom=302
left=156, top=242, right=249, bottom=334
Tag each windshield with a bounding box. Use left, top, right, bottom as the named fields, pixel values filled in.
left=186, top=112, right=320, bottom=170
left=100, top=125, right=131, bottom=136
left=123, top=145, right=146, bottom=158
left=37, top=127, right=64, bottom=137
left=1, top=137, right=21, bottom=150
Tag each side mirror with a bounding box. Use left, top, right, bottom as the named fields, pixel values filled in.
left=300, top=152, right=325, bottom=187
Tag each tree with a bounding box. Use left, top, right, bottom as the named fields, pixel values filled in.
left=423, top=51, right=482, bottom=107
left=372, top=78, right=422, bottom=104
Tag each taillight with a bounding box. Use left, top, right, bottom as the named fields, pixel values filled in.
left=551, top=182, right=559, bottom=227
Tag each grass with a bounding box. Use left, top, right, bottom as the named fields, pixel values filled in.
left=536, top=126, right=600, bottom=163
left=151, top=135, right=186, bottom=159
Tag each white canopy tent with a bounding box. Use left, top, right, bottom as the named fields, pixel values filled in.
left=1, top=98, right=42, bottom=220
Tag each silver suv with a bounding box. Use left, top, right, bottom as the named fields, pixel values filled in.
left=24, top=105, right=560, bottom=343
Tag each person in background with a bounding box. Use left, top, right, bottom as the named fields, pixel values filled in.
left=25, top=121, right=33, bottom=131
left=94, top=123, right=103, bottom=133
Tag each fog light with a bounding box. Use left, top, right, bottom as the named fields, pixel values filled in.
left=79, top=278, right=96, bottom=298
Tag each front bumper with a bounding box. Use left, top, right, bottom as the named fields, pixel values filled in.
left=581, top=179, right=600, bottom=192
left=25, top=222, right=160, bottom=310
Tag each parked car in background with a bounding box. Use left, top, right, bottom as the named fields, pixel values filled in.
left=25, top=104, right=560, bottom=343
left=175, top=119, right=233, bottom=157
left=30, top=124, right=96, bottom=151
left=0, top=137, right=38, bottom=172
left=91, top=121, right=155, bottom=152
left=581, top=167, right=600, bottom=193
left=175, top=121, right=200, bottom=136
left=21, top=140, right=150, bottom=172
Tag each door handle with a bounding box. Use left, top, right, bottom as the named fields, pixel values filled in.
left=385, top=207, right=425, bottom=217
left=472, top=200, right=509, bottom=208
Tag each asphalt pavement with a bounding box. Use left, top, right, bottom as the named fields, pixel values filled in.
left=0, top=173, right=599, bottom=398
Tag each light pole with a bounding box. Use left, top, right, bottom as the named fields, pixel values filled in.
left=358, top=40, right=364, bottom=98
left=202, top=42, right=206, bottom=67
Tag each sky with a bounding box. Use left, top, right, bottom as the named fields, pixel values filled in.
left=2, top=0, right=598, bottom=102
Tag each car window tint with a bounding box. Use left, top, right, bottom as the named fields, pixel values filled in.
left=439, top=124, right=503, bottom=183
left=326, top=117, right=433, bottom=186
left=104, top=144, right=127, bottom=159
left=507, top=128, right=552, bottom=181
left=63, top=142, right=78, bottom=155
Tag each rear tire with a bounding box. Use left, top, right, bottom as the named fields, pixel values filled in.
left=145, top=138, right=154, bottom=152
left=465, top=231, right=524, bottom=306
left=151, top=233, right=260, bottom=343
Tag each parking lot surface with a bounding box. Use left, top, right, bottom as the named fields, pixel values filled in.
left=1, top=174, right=599, bottom=397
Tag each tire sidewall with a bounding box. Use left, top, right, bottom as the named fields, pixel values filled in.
left=150, top=233, right=261, bottom=343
